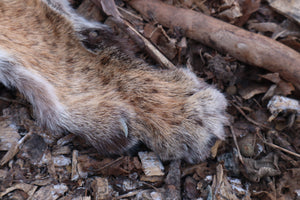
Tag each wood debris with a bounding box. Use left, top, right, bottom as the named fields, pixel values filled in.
left=30, top=184, right=68, bottom=200
left=138, top=151, right=164, bottom=177
left=0, top=0, right=300, bottom=199
left=91, top=177, right=111, bottom=200
left=128, top=0, right=300, bottom=91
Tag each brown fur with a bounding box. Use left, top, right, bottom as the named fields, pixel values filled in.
left=0, top=0, right=227, bottom=163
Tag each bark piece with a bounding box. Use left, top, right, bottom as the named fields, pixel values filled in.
left=129, top=0, right=300, bottom=90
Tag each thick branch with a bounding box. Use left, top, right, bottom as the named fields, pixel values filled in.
left=129, top=0, right=300, bottom=91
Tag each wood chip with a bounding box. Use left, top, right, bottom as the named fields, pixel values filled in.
left=56, top=134, right=76, bottom=146
left=140, top=175, right=164, bottom=182
left=91, top=177, right=110, bottom=200
left=52, top=155, right=71, bottom=167
left=30, top=184, right=68, bottom=200
left=52, top=145, right=71, bottom=156
left=73, top=197, right=92, bottom=200
left=71, top=150, right=79, bottom=181
left=0, top=183, right=38, bottom=198
left=138, top=151, right=164, bottom=176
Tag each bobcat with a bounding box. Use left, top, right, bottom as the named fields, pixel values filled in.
left=0, top=0, right=227, bottom=163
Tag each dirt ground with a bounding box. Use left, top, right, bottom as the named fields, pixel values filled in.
left=0, top=0, right=299, bottom=199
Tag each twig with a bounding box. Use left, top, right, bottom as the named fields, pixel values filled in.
left=90, top=0, right=176, bottom=70
left=256, top=132, right=300, bottom=158
left=229, top=126, right=244, bottom=164
left=231, top=103, right=271, bottom=130
left=93, top=156, right=124, bottom=173
left=123, top=20, right=176, bottom=69
left=113, top=190, right=142, bottom=199
left=140, top=181, right=159, bottom=192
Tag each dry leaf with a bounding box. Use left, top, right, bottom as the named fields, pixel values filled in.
left=267, top=0, right=300, bottom=25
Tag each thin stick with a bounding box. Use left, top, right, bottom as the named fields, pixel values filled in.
left=124, top=20, right=176, bottom=69
left=229, top=126, right=244, bottom=164
left=232, top=103, right=271, bottom=130
left=256, top=132, right=300, bottom=158
left=93, top=156, right=124, bottom=173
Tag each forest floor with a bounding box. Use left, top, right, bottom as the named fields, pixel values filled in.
left=0, top=0, right=299, bottom=199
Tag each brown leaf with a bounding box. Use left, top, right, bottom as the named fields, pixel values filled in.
left=260, top=73, right=295, bottom=95
left=238, top=84, right=269, bottom=99
left=260, top=73, right=281, bottom=83
left=235, top=0, right=261, bottom=26
left=211, top=140, right=223, bottom=158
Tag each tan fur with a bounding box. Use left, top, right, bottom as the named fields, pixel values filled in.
left=0, top=0, right=227, bottom=163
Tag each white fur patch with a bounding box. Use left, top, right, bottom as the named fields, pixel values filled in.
left=0, top=49, right=69, bottom=133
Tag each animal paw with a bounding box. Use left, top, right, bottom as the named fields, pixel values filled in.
left=145, top=86, right=228, bottom=164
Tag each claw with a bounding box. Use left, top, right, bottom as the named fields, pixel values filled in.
left=120, top=118, right=128, bottom=138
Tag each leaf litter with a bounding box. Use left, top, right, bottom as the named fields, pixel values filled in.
left=0, top=0, right=300, bottom=199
